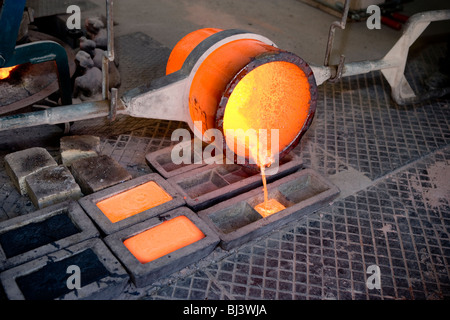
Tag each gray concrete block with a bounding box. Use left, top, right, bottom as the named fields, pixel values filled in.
left=25, top=165, right=83, bottom=209
left=78, top=173, right=185, bottom=235
left=70, top=154, right=132, bottom=195
left=60, top=135, right=100, bottom=167
left=167, top=153, right=303, bottom=211
left=4, top=147, right=58, bottom=195
left=0, top=201, right=99, bottom=272
left=0, top=238, right=129, bottom=300
left=198, top=168, right=340, bottom=250
left=104, top=207, right=219, bottom=288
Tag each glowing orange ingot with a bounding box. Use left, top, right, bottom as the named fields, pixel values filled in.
left=96, top=181, right=173, bottom=223
left=123, top=215, right=205, bottom=264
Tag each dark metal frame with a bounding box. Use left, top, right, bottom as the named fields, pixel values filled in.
left=0, top=0, right=72, bottom=105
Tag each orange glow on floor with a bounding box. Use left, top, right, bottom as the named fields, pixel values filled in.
left=254, top=198, right=286, bottom=218
left=96, top=181, right=173, bottom=223
left=0, top=66, right=18, bottom=80
left=223, top=61, right=311, bottom=162
left=123, top=215, right=205, bottom=264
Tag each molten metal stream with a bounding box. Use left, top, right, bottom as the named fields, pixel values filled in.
left=223, top=59, right=310, bottom=217
left=254, top=164, right=286, bottom=218
left=165, top=28, right=314, bottom=218
left=246, top=132, right=285, bottom=218
left=223, top=60, right=309, bottom=216
left=261, top=165, right=269, bottom=205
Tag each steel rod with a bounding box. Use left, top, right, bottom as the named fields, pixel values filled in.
left=0, top=100, right=122, bottom=131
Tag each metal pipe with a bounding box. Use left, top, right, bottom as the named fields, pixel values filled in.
left=310, top=58, right=398, bottom=86
left=341, top=59, right=399, bottom=78
left=102, top=54, right=110, bottom=100
left=102, top=0, right=115, bottom=100
left=0, top=100, right=123, bottom=131
left=106, top=0, right=115, bottom=61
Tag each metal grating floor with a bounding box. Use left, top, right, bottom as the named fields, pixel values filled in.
left=149, top=146, right=448, bottom=300
left=0, top=32, right=448, bottom=300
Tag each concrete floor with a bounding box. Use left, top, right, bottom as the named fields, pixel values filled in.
left=1, top=0, right=450, bottom=301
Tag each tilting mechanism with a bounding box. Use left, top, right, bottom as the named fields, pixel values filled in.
left=0, top=0, right=449, bottom=148
left=311, top=0, right=450, bottom=104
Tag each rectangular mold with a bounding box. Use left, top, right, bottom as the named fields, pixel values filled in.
left=0, top=238, right=129, bottom=300
left=104, top=207, right=220, bottom=288
left=146, top=139, right=223, bottom=179
left=0, top=201, right=99, bottom=272
left=198, top=168, right=340, bottom=250
left=78, top=173, right=185, bottom=235
left=167, top=152, right=303, bottom=211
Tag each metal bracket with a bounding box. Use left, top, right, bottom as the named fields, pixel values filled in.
left=311, top=8, right=450, bottom=105
left=380, top=10, right=450, bottom=105
left=323, top=0, right=349, bottom=82
left=102, top=0, right=115, bottom=102
left=109, top=87, right=118, bottom=121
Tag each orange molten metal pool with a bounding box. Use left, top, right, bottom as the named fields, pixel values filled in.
left=123, top=215, right=205, bottom=264
left=96, top=181, right=173, bottom=223
left=254, top=198, right=286, bottom=218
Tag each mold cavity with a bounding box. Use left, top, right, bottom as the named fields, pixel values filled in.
left=0, top=212, right=80, bottom=258
left=177, top=171, right=229, bottom=198
left=123, top=215, right=205, bottom=264
left=209, top=201, right=262, bottom=234
left=216, top=164, right=255, bottom=184
left=278, top=174, right=329, bottom=203
left=96, top=181, right=173, bottom=223
left=156, top=151, right=197, bottom=172
left=16, top=249, right=110, bottom=300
